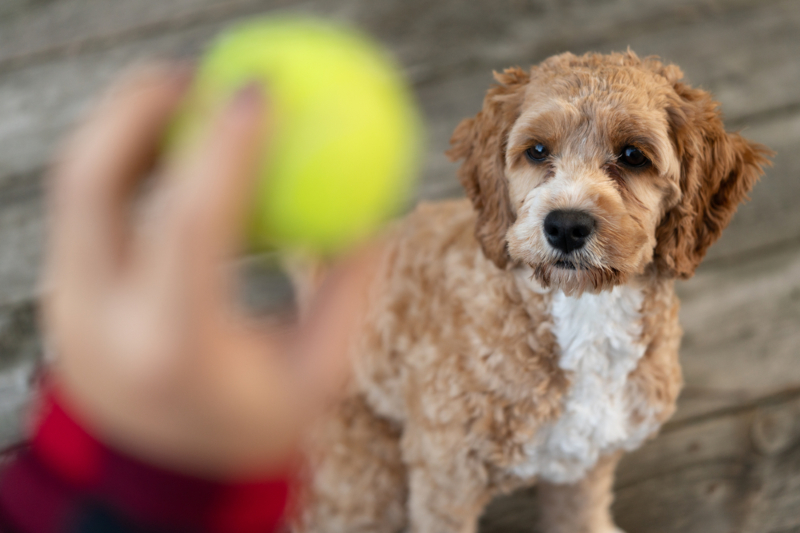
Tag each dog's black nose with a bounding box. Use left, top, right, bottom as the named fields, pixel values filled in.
left=543, top=210, right=596, bottom=254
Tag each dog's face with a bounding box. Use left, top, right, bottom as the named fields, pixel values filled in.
left=503, top=62, right=683, bottom=294
left=448, top=52, right=771, bottom=295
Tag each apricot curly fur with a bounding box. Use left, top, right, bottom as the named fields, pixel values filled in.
left=296, top=50, right=772, bottom=533
left=447, top=67, right=529, bottom=269
left=654, top=83, right=774, bottom=278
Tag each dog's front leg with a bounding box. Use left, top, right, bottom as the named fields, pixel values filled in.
left=406, top=461, right=493, bottom=533
left=537, top=451, right=624, bottom=533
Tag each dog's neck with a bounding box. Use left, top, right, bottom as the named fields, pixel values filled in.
left=510, top=264, right=663, bottom=482
left=511, top=263, right=658, bottom=300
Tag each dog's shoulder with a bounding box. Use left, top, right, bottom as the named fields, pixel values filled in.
left=391, top=198, right=478, bottom=265
left=377, top=197, right=533, bottom=325
left=354, top=198, right=564, bottom=425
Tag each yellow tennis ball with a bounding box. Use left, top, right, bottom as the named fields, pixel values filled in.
left=168, top=16, right=423, bottom=254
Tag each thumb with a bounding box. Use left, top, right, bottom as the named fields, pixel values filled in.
left=291, top=245, right=384, bottom=406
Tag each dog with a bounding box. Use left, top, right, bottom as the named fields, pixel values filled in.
left=297, top=50, right=772, bottom=533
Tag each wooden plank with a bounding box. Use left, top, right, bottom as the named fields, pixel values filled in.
left=616, top=393, right=800, bottom=533
left=705, top=111, right=800, bottom=263
left=675, top=241, right=800, bottom=423
left=0, top=23, right=225, bottom=187
left=480, top=391, right=800, bottom=533
left=0, top=300, right=38, bottom=375
left=1, top=0, right=794, bottom=177
left=0, top=359, right=36, bottom=447
left=0, top=180, right=44, bottom=307
left=2, top=0, right=798, bottom=252
left=0, top=299, right=39, bottom=447
left=0, top=0, right=252, bottom=70
left=0, top=0, right=775, bottom=73
left=525, top=0, right=800, bottom=129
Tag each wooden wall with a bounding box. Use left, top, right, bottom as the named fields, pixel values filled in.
left=1, top=1, right=799, bottom=530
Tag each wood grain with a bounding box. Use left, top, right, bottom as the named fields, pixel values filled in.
left=0, top=0, right=775, bottom=74
left=1, top=0, right=798, bottom=282
left=1, top=1, right=799, bottom=528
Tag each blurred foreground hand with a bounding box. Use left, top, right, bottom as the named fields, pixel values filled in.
left=40, top=65, right=375, bottom=480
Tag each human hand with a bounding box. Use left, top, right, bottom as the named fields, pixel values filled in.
left=40, top=64, right=375, bottom=480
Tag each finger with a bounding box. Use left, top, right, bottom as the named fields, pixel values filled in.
left=153, top=82, right=266, bottom=316
left=48, top=64, right=192, bottom=286
left=289, top=245, right=384, bottom=411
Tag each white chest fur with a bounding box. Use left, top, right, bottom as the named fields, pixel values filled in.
left=511, top=279, right=662, bottom=483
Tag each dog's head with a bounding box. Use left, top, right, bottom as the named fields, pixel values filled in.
left=448, top=51, right=772, bottom=295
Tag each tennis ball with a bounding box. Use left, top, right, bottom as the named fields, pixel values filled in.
left=167, top=16, right=423, bottom=254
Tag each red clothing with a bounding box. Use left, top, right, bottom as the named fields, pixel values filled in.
left=0, top=388, right=291, bottom=533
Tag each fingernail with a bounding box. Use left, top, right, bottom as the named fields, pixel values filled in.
left=233, top=81, right=263, bottom=110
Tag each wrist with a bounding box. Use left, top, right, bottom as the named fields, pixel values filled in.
left=46, top=360, right=302, bottom=480
left=25, top=379, right=295, bottom=532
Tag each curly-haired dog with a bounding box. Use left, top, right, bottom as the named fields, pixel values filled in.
left=298, top=51, right=772, bottom=533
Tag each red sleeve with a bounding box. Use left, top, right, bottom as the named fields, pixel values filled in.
left=0, top=385, right=293, bottom=533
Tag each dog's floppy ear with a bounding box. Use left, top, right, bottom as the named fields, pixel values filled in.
left=447, top=67, right=529, bottom=269
left=653, top=81, right=773, bottom=278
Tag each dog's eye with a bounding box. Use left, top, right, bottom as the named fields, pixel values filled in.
left=525, top=143, right=549, bottom=162
left=619, top=146, right=649, bottom=167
